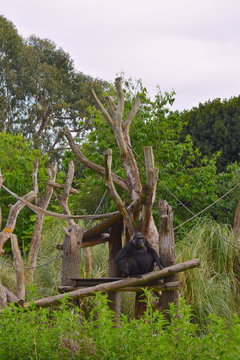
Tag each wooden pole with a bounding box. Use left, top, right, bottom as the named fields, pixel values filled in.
left=61, top=225, right=83, bottom=287
left=159, top=200, right=179, bottom=320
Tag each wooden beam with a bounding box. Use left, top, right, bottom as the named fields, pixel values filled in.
left=58, top=281, right=181, bottom=293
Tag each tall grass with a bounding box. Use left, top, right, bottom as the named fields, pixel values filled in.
left=177, top=219, right=240, bottom=323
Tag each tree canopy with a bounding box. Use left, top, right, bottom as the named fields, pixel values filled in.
left=0, top=15, right=105, bottom=151
left=180, top=96, right=240, bottom=171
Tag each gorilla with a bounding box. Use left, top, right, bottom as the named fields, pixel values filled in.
left=115, top=232, right=163, bottom=277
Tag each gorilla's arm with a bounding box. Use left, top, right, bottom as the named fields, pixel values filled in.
left=145, top=241, right=164, bottom=269
left=115, top=242, right=133, bottom=277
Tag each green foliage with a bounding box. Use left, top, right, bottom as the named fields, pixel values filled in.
left=180, top=96, right=240, bottom=170
left=0, top=132, right=48, bottom=251
left=0, top=15, right=105, bottom=151
left=1, top=295, right=240, bottom=359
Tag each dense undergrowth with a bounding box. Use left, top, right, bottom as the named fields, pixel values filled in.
left=1, top=294, right=240, bottom=360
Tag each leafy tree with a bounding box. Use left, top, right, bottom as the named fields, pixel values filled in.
left=180, top=96, right=240, bottom=171
left=0, top=132, right=48, bottom=248
left=0, top=15, right=105, bottom=151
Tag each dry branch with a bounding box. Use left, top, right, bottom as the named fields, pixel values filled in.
left=1, top=184, right=119, bottom=220
left=48, top=181, right=79, bottom=194
left=104, top=149, right=135, bottom=235
left=24, top=259, right=200, bottom=308
left=63, top=126, right=129, bottom=191
left=0, top=190, right=37, bottom=254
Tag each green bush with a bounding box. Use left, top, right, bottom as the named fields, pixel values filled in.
left=1, top=294, right=240, bottom=359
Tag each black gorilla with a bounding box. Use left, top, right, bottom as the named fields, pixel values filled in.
left=115, top=232, right=163, bottom=277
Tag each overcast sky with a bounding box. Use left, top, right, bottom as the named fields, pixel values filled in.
left=1, top=0, right=240, bottom=111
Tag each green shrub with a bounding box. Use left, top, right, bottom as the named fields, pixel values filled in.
left=1, top=294, right=240, bottom=359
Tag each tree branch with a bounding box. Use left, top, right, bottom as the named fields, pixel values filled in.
left=63, top=126, right=129, bottom=191
left=91, top=89, right=113, bottom=127
left=115, top=77, right=125, bottom=125
left=123, top=96, right=141, bottom=132
left=0, top=191, right=38, bottom=254
left=1, top=184, right=119, bottom=220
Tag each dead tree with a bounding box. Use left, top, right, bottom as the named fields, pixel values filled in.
left=64, top=77, right=159, bottom=251
left=26, top=161, right=57, bottom=283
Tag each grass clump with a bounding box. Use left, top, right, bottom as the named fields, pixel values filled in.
left=177, top=219, right=240, bottom=323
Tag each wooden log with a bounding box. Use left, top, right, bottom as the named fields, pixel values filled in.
left=10, top=234, right=25, bottom=300
left=24, top=259, right=200, bottom=308
left=159, top=200, right=179, bottom=319
left=58, top=281, right=181, bottom=293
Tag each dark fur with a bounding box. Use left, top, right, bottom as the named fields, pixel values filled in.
left=115, top=232, right=164, bottom=277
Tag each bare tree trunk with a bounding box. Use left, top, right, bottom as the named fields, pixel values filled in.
left=159, top=200, right=179, bottom=320
left=11, top=234, right=25, bottom=300
left=108, top=221, right=123, bottom=317
left=61, top=224, right=83, bottom=286
left=55, top=161, right=84, bottom=308
left=26, top=162, right=57, bottom=284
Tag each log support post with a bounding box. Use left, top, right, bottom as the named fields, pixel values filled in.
left=108, top=221, right=123, bottom=317
left=61, top=224, right=83, bottom=287
left=159, top=200, right=179, bottom=320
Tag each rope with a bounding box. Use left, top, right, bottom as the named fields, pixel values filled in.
left=161, top=182, right=240, bottom=230
left=162, top=183, right=240, bottom=251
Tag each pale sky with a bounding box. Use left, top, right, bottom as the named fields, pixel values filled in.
left=1, top=0, right=240, bottom=110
